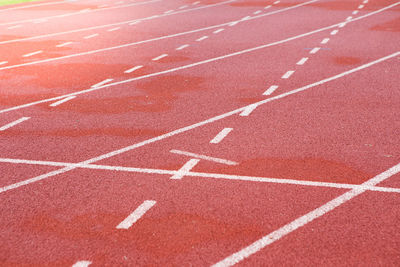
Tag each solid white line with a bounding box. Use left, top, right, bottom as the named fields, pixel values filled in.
left=176, top=44, right=189, bottom=50
left=152, top=54, right=168, bottom=61
left=263, top=85, right=279, bottom=95
left=0, top=117, right=30, bottom=131
left=296, top=57, right=308, bottom=65
left=359, top=4, right=365, bottom=9
left=22, top=50, right=42, bottom=57
left=239, top=104, right=257, bottom=116
left=253, top=10, right=262, bottom=15
left=170, top=159, right=200, bottom=179
left=0, top=61, right=7, bottom=65
left=170, top=149, right=238, bottom=165
left=107, top=27, right=121, bottom=32
left=281, top=70, right=295, bottom=79
left=0, top=0, right=77, bottom=13
left=124, top=65, right=143, bottom=73
left=241, top=15, right=251, bottom=21
left=7, top=25, right=22, bottom=30
left=228, top=21, right=239, bottom=26
left=330, top=29, right=339, bottom=35
left=338, top=22, right=346, bottom=28
left=310, top=47, right=321, bottom=54
left=210, top=128, right=233, bottom=144
left=49, top=96, right=76, bottom=107
left=129, top=21, right=140, bottom=25
left=346, top=16, right=353, bottom=21
left=352, top=10, right=359, bottom=15
left=116, top=200, right=156, bottom=229
left=56, top=41, right=73, bottom=48
left=72, top=261, right=91, bottom=267
left=321, top=38, right=329, bottom=44
left=213, top=28, right=224, bottom=34
left=196, top=35, right=209, bottom=41
left=212, top=163, right=400, bottom=266
left=84, top=33, right=99, bottom=39
left=91, top=78, right=114, bottom=88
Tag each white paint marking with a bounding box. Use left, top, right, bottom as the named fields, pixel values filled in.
left=124, top=65, right=143, bottom=73
left=321, top=38, right=329, bottom=44
left=91, top=78, right=114, bottom=88
left=346, top=16, right=353, bottom=21
left=176, top=44, right=189, bottom=50
left=129, top=21, right=140, bottom=25
left=115, top=1, right=124, bottom=4
left=281, top=70, right=295, bottom=79
left=79, top=8, right=91, bottom=13
left=310, top=47, right=321, bottom=54
left=193, top=1, right=200, bottom=4
left=212, top=163, right=400, bottom=267
left=229, top=21, right=239, bottom=26
left=253, top=10, right=262, bottom=15
left=152, top=54, right=168, bottom=61
left=107, top=27, right=121, bottom=32
left=338, top=22, right=346, bottom=28
left=274, top=1, right=280, bottom=4
left=179, top=5, right=188, bottom=9
left=0, top=117, right=30, bottom=131
left=263, top=85, right=279, bottom=95
left=72, top=261, right=91, bottom=267
left=33, top=19, right=47, bottom=24
left=241, top=15, right=251, bottom=21
left=170, top=149, right=238, bottom=165
left=196, top=35, right=208, bottom=41
left=56, top=41, right=73, bottom=48
left=213, top=28, right=224, bottom=34
left=330, top=29, right=339, bottom=35
left=164, top=9, right=174, bottom=14
left=84, top=33, right=99, bottom=39
left=170, top=159, right=200, bottom=179
left=210, top=128, right=233, bottom=144
left=240, top=104, right=257, bottom=116
left=296, top=57, right=308, bottom=65
left=7, top=25, right=22, bottom=30
left=49, top=96, right=76, bottom=107
left=363, top=0, right=368, bottom=3
left=0, top=61, right=7, bottom=65
left=352, top=10, right=359, bottom=15
left=98, top=4, right=108, bottom=8
left=359, top=4, right=365, bottom=9
left=264, top=5, right=271, bottom=9
left=22, top=50, right=42, bottom=57
left=116, top=200, right=156, bottom=229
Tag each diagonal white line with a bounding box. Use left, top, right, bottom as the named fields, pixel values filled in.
left=116, top=200, right=156, bottom=229
left=0, top=117, right=30, bottom=131
left=170, top=159, right=200, bottom=179
left=170, top=149, right=238, bottom=165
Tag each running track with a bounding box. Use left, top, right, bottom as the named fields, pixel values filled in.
left=0, top=0, right=399, bottom=265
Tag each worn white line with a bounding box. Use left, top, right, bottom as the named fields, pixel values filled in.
left=363, top=0, right=368, bottom=3
left=0, top=0, right=77, bottom=13
left=196, top=35, right=209, bottom=41
left=152, top=54, right=168, bottom=61
left=352, top=10, right=359, bottom=15
left=0, top=61, right=7, bottom=65
left=170, top=159, right=200, bottom=179
left=170, top=149, right=238, bottom=165
left=115, top=1, right=124, bottom=4
left=210, top=128, right=233, bottom=144
left=263, top=85, right=279, bottom=95
left=212, top=163, right=400, bottom=266
left=72, top=261, right=91, bottom=267
left=49, top=96, right=76, bottom=107
left=213, top=28, right=224, bottom=34
left=330, top=29, right=339, bottom=35
left=346, top=16, right=353, bottom=21
left=264, top=5, right=272, bottom=9
left=107, top=27, right=121, bottom=32
left=193, top=1, right=200, bottom=4
left=310, top=47, right=321, bottom=54
left=281, top=70, right=295, bottom=79
left=228, top=21, right=239, bottom=26
left=358, top=4, right=365, bottom=9
left=274, top=0, right=280, bottom=4
left=338, top=22, right=346, bottom=28
left=176, top=44, right=190, bottom=50
left=33, top=19, right=47, bottom=24
left=116, top=200, right=156, bottom=229
left=98, top=4, right=108, bottom=8
left=164, top=9, right=174, bottom=14
left=296, top=57, right=308, bottom=65
left=241, top=15, right=251, bottom=21
left=56, top=41, right=73, bottom=48
left=79, top=8, right=91, bottom=13
left=0, top=117, right=30, bottom=131
left=253, top=10, right=262, bottom=15
left=22, top=50, right=42, bottom=57
left=84, top=33, right=99, bottom=39
left=129, top=21, right=140, bottom=25
left=179, top=5, right=188, bottom=9
left=91, top=78, right=114, bottom=88
left=321, top=38, right=329, bottom=44
left=7, top=25, right=22, bottom=30
left=124, top=65, right=143, bottom=73
left=240, top=104, right=258, bottom=116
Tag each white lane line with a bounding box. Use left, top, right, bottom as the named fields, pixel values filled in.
left=176, top=44, right=190, bottom=50
left=274, top=0, right=280, bottom=4
left=152, top=54, right=168, bottom=61
left=264, top=5, right=271, bottom=9
left=363, top=0, right=368, bottom=3
left=358, top=4, right=365, bottom=9
left=321, top=38, right=329, bottom=44
left=84, top=33, right=99, bottom=39
left=170, top=149, right=238, bottom=165
left=0, top=117, right=30, bottom=131
left=241, top=15, right=251, bottom=21
left=346, top=16, right=353, bottom=21
left=253, top=10, right=262, bottom=15
left=72, top=261, right=91, bottom=267
left=49, top=96, right=76, bottom=107
left=0, top=0, right=77, bottom=13
left=107, top=27, right=121, bottom=32
left=164, top=9, right=174, bottom=14
left=124, top=65, right=143, bottom=73
left=1, top=157, right=400, bottom=194
left=56, top=41, right=73, bottom=47
left=129, top=21, right=140, bottom=25
left=116, top=200, right=156, bottom=229
left=79, top=8, right=91, bottom=13
left=296, top=57, right=308, bottom=65
left=228, top=21, right=239, bottom=26
left=352, top=10, right=359, bottom=15
left=338, top=22, right=346, bottom=28
left=212, top=163, right=400, bottom=267
left=281, top=70, right=295, bottom=79
left=22, top=50, right=43, bottom=57
left=240, top=104, right=257, bottom=116
left=0, top=61, right=7, bottom=65
left=310, top=47, right=321, bottom=54
left=213, top=28, right=224, bottom=34
left=98, top=4, right=108, bottom=8
left=170, top=159, right=200, bottom=179
left=33, top=19, right=47, bottom=24
left=91, top=78, right=114, bottom=88
left=179, top=5, right=188, bottom=9
left=263, top=85, right=279, bottom=95
left=210, top=128, right=233, bottom=144
left=330, top=29, right=339, bottom=35
left=196, top=35, right=208, bottom=41
left=7, top=25, right=22, bottom=30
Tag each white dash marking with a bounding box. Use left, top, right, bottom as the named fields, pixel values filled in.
left=310, top=47, right=321, bottom=54
left=152, top=54, right=168, bottom=61
left=296, top=57, right=308, bottom=65
left=176, top=44, right=189, bottom=50
left=116, top=200, right=156, bottom=229
left=84, top=33, right=98, bottom=39
left=124, top=65, right=143, bottom=73
left=98, top=4, right=108, bottom=8
left=129, top=21, right=140, bottom=25
left=170, top=149, right=238, bottom=165
left=210, top=128, right=233, bottom=144
left=22, top=50, right=42, bottom=57
left=196, top=36, right=208, bottom=42
left=358, top=4, right=365, bottom=9
left=330, top=29, right=339, bottom=35
left=192, top=1, right=200, bottom=4
left=346, top=16, right=353, bottom=21
left=107, top=27, right=121, bottom=32
left=240, top=104, right=257, bottom=116
left=213, top=28, right=224, bottom=34
left=49, top=96, right=76, bottom=107
left=164, top=9, right=174, bottom=14
left=339, top=22, right=347, bottom=28
left=273, top=0, right=280, bottom=4
left=263, top=85, right=279, bottom=95
left=253, top=10, right=262, bottom=15
left=241, top=16, right=251, bottom=21
left=321, top=38, right=330, bottom=44
left=80, top=8, right=91, bottom=13
left=33, top=19, right=47, bottom=24
left=352, top=10, right=359, bottom=15
left=363, top=0, right=368, bottom=3
left=281, top=70, right=295, bottom=79
left=115, top=1, right=124, bottom=4
left=91, top=78, right=114, bottom=88
left=0, top=61, right=8, bottom=65
left=72, top=261, right=91, bottom=267
left=0, top=117, right=30, bottom=131
left=7, top=25, right=22, bottom=30
left=56, top=41, right=73, bottom=48
left=179, top=5, right=188, bottom=9
left=170, top=159, right=200, bottom=179
left=264, top=5, right=271, bottom=9
left=229, top=21, right=239, bottom=27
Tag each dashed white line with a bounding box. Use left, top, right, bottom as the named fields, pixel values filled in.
left=241, top=15, right=251, bottom=21
left=253, top=10, right=262, bottom=15
left=56, top=41, right=73, bottom=47
left=170, top=159, right=200, bottom=179
left=213, top=28, right=224, bottom=34
left=281, top=70, right=295, bottom=79
left=210, top=128, right=233, bottom=144
left=107, top=27, right=121, bottom=32
left=7, top=25, right=22, bottom=30
left=0, top=117, right=30, bottom=131
left=152, top=54, right=168, bottom=61
left=179, top=5, right=188, bottom=9
left=240, top=104, right=257, bottom=116
left=170, top=149, right=238, bottom=165
left=346, top=16, right=353, bottom=21
left=358, top=4, right=365, bottom=9
left=22, top=50, right=43, bottom=57
left=72, top=261, right=92, bottom=267
left=124, top=65, right=143, bottom=73
left=116, top=200, right=156, bottom=229
left=309, top=47, right=321, bottom=54
left=0, top=61, right=7, bottom=65
left=228, top=21, right=239, bottom=26
left=263, top=85, right=279, bottom=95
left=91, top=78, right=114, bottom=88
left=352, top=10, right=359, bottom=15
left=330, top=29, right=339, bottom=35
left=84, top=33, right=99, bottom=39
left=363, top=0, right=368, bottom=3
left=264, top=5, right=271, bottom=9
left=129, top=21, right=140, bottom=25
left=176, top=44, right=189, bottom=50
left=338, top=22, right=347, bottom=28
left=296, top=57, right=308, bottom=65
left=321, top=38, right=330, bottom=44
left=49, top=96, right=76, bottom=107
left=164, top=9, right=174, bottom=14
left=196, top=35, right=208, bottom=41
left=273, top=0, right=280, bottom=4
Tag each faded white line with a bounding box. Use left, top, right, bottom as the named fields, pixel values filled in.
left=352, top=10, right=359, bottom=15
left=179, top=5, right=188, bottom=9
left=129, top=21, right=140, bottom=25
left=33, top=19, right=47, bottom=24
left=170, top=159, right=200, bottom=179
left=240, top=104, right=257, bottom=116
left=213, top=28, right=224, bottom=34
left=196, top=35, right=208, bottom=41
left=116, top=200, right=156, bottom=229
left=321, top=38, right=329, bottom=44
left=72, top=261, right=91, bottom=267
left=338, top=22, right=346, bottom=28
left=363, top=0, right=368, bottom=3
left=56, top=41, right=73, bottom=48
left=330, top=29, right=339, bottom=35
left=49, top=96, right=76, bottom=107
left=91, top=78, right=114, bottom=88
left=359, top=4, right=365, bottom=9
left=0, top=117, right=30, bottom=131
left=107, top=27, right=121, bottom=32
left=98, top=4, right=108, bottom=8
left=310, top=47, right=321, bottom=54
left=263, top=85, right=279, bottom=95
left=296, top=57, right=308, bottom=65
left=264, top=5, right=271, bottom=9
left=124, top=65, right=143, bottom=73
left=281, top=70, right=295, bottom=79
left=193, top=1, right=200, bottom=4
left=176, top=44, right=189, bottom=50
left=170, top=149, right=238, bottom=165
left=164, top=9, right=174, bottom=14
left=84, top=33, right=99, bottom=39
left=274, top=0, right=280, bottom=4
left=7, top=25, right=22, bottom=30
left=346, top=16, right=353, bottom=21
left=152, top=54, right=168, bottom=61
left=22, top=50, right=43, bottom=57
left=0, top=61, right=7, bottom=65
left=253, top=10, right=262, bottom=15
left=210, top=128, right=233, bottom=144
